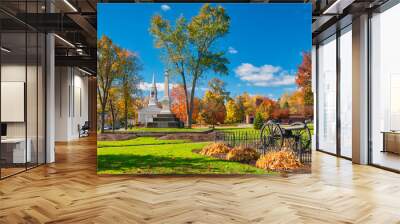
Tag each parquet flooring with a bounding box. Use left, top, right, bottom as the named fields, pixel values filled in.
left=1, top=136, right=400, bottom=223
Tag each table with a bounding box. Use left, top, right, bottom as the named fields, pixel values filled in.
left=382, top=131, right=400, bottom=154
left=1, top=138, right=31, bottom=164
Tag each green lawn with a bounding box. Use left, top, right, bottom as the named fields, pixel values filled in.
left=98, top=137, right=189, bottom=148
left=125, top=127, right=212, bottom=133
left=97, top=137, right=268, bottom=175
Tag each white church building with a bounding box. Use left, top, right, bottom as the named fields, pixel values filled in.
left=137, top=74, right=162, bottom=126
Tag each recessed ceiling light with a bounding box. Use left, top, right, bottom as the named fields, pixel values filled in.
left=54, top=34, right=75, bottom=48
left=78, top=67, right=92, bottom=76
left=63, top=0, right=78, bottom=12
left=1, top=47, right=11, bottom=53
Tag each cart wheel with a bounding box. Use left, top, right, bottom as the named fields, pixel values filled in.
left=290, top=122, right=311, bottom=153
left=260, top=120, right=284, bottom=152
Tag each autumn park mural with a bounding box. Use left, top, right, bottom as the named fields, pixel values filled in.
left=97, top=3, right=312, bottom=174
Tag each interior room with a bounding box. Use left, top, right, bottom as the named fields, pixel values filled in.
left=0, top=6, right=46, bottom=178
left=0, top=0, right=97, bottom=179
left=0, top=0, right=400, bottom=223
left=370, top=2, right=400, bottom=171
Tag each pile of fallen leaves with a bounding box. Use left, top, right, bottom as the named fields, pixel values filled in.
left=200, top=142, right=231, bottom=156
left=226, top=146, right=260, bottom=163
left=256, top=150, right=302, bottom=171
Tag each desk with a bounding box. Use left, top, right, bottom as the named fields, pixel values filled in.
left=1, top=138, right=31, bottom=163
left=382, top=131, right=400, bottom=154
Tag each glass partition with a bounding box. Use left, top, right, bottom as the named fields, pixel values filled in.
left=1, top=31, right=28, bottom=177
left=339, top=26, right=352, bottom=158
left=27, top=31, right=38, bottom=169
left=370, top=3, right=400, bottom=171
left=0, top=1, right=46, bottom=179
left=38, top=32, right=46, bottom=165
left=317, top=35, right=337, bottom=154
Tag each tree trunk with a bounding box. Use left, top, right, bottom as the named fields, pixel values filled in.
left=98, top=87, right=106, bottom=133
left=110, top=99, right=115, bottom=132
left=124, top=97, right=128, bottom=130
left=100, top=100, right=107, bottom=133
left=188, top=78, right=197, bottom=128
left=100, top=106, right=105, bottom=133
left=179, top=69, right=190, bottom=127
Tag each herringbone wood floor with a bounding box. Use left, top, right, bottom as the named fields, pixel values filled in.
left=1, top=136, right=400, bottom=224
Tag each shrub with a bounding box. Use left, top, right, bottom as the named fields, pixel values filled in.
left=253, top=112, right=264, bottom=130
left=200, top=142, right=231, bottom=156
left=226, top=146, right=260, bottom=163
left=256, top=150, right=301, bottom=171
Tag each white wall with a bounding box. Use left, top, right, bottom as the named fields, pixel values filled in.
left=55, top=67, right=89, bottom=141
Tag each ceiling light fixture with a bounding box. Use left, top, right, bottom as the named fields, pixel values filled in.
left=1, top=47, right=11, bottom=53
left=322, top=0, right=342, bottom=15
left=54, top=34, right=75, bottom=48
left=63, top=0, right=78, bottom=12
left=322, top=0, right=355, bottom=15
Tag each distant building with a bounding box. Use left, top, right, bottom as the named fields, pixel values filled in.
left=137, top=74, right=161, bottom=125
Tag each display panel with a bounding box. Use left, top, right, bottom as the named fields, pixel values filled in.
left=1, top=82, right=25, bottom=122
left=97, top=3, right=312, bottom=175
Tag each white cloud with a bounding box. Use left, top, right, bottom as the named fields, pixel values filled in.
left=234, top=63, right=295, bottom=87
left=228, top=46, right=238, bottom=54
left=161, top=4, right=171, bottom=11
left=268, top=94, right=277, bottom=101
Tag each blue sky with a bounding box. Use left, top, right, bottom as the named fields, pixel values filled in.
left=98, top=3, right=311, bottom=99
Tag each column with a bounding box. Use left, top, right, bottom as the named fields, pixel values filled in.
left=46, top=32, right=55, bottom=163
left=352, top=14, right=369, bottom=164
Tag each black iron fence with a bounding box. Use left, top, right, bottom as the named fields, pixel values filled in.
left=215, top=130, right=261, bottom=149
left=215, top=130, right=311, bottom=164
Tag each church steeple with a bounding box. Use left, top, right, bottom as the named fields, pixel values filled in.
left=148, top=73, right=158, bottom=106
left=152, top=73, right=156, bottom=87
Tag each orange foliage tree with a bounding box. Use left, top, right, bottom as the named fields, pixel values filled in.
left=295, top=52, right=313, bottom=117
left=170, top=85, right=200, bottom=123
left=199, top=90, right=226, bottom=127
left=255, top=96, right=276, bottom=121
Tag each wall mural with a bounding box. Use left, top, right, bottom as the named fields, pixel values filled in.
left=97, top=3, right=312, bottom=175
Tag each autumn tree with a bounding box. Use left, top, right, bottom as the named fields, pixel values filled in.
left=200, top=90, right=226, bottom=128
left=256, top=97, right=276, bottom=121
left=225, top=99, right=241, bottom=124
left=118, top=50, right=142, bottom=130
left=234, top=95, right=246, bottom=123
left=107, top=87, right=122, bottom=131
left=253, top=112, right=264, bottom=130
left=240, top=92, right=255, bottom=123
left=208, top=78, right=230, bottom=102
left=295, top=52, right=313, bottom=107
left=170, top=85, right=200, bottom=123
left=150, top=4, right=230, bottom=128
left=97, top=35, right=123, bottom=133
left=288, top=90, right=305, bottom=115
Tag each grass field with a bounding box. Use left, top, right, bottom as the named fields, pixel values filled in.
left=97, top=137, right=268, bottom=175
left=125, top=127, right=212, bottom=133
left=104, top=123, right=314, bottom=135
